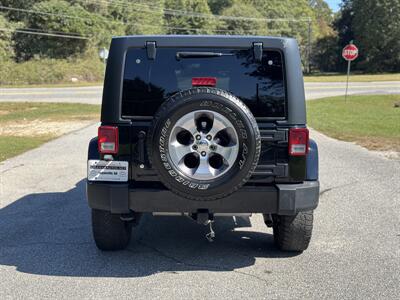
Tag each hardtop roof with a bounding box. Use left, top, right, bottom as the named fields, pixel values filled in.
left=110, top=35, right=295, bottom=50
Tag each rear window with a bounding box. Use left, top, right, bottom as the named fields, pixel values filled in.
left=122, top=47, right=286, bottom=118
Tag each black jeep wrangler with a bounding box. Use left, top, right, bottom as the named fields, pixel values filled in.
left=87, top=35, right=319, bottom=252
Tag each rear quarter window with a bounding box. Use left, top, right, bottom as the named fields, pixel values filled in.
left=122, top=47, right=286, bottom=118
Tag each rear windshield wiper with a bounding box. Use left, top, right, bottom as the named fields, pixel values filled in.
left=176, top=51, right=233, bottom=60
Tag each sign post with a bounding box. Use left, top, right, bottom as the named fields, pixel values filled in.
left=98, top=47, right=109, bottom=73
left=342, top=42, right=359, bottom=102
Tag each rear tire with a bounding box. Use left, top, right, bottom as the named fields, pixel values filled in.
left=273, top=210, right=314, bottom=252
left=92, top=209, right=132, bottom=251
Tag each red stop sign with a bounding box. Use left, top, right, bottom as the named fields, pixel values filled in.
left=342, top=44, right=359, bottom=61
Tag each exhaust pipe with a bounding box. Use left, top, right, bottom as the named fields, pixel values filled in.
left=263, top=214, right=274, bottom=227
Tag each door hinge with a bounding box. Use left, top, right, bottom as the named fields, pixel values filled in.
left=146, top=41, right=157, bottom=60
left=253, top=42, right=263, bottom=62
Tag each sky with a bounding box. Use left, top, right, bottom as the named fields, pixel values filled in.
left=325, top=0, right=341, bottom=12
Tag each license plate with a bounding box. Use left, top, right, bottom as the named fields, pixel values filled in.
left=87, top=160, right=128, bottom=182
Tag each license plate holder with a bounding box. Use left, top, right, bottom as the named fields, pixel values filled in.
left=87, top=160, right=128, bottom=182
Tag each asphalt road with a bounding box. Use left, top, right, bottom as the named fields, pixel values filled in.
left=1, top=81, right=399, bottom=103
left=0, top=124, right=399, bottom=299
left=304, top=81, right=400, bottom=100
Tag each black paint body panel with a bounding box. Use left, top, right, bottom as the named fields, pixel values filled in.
left=89, top=35, right=318, bottom=213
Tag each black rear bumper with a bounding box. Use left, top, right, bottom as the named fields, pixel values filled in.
left=87, top=181, right=319, bottom=215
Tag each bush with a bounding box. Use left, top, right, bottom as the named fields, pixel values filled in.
left=0, top=15, right=15, bottom=60
left=0, top=56, right=104, bottom=85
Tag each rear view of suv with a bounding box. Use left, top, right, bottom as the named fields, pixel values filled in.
left=87, top=35, right=319, bottom=252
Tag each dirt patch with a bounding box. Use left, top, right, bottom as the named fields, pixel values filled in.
left=338, top=136, right=400, bottom=160
left=0, top=119, right=95, bottom=137
left=347, top=137, right=400, bottom=160
left=0, top=110, right=10, bottom=115
left=321, top=133, right=400, bottom=159
left=371, top=150, right=400, bottom=160
left=354, top=136, right=400, bottom=153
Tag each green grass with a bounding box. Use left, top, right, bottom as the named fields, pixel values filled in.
left=0, top=102, right=100, bottom=122
left=304, top=73, right=400, bottom=82
left=0, top=136, right=52, bottom=162
left=307, top=95, right=400, bottom=152
left=0, top=102, right=100, bottom=161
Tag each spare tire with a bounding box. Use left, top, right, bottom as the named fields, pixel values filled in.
left=147, top=87, right=261, bottom=201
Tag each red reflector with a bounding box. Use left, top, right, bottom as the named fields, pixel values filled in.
left=192, top=77, right=217, bottom=87
left=289, top=128, right=309, bottom=156
left=98, top=126, right=119, bottom=154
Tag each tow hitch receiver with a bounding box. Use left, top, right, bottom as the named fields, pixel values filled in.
left=195, top=211, right=216, bottom=242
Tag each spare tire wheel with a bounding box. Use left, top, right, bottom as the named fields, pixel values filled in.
left=147, top=87, right=261, bottom=201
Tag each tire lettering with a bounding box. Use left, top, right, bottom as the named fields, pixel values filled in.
left=239, top=143, right=248, bottom=169
left=175, top=176, right=185, bottom=183
left=198, top=184, right=210, bottom=190
left=189, top=183, right=198, bottom=189
left=240, top=129, right=247, bottom=139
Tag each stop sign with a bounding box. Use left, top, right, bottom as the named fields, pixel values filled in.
left=342, top=44, right=359, bottom=61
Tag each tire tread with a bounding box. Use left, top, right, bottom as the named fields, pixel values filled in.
left=273, top=210, right=314, bottom=252
left=92, top=209, right=132, bottom=251
left=147, top=87, right=261, bottom=201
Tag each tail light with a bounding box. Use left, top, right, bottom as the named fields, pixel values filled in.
left=98, top=126, right=119, bottom=154
left=289, top=128, right=309, bottom=156
left=192, top=77, right=217, bottom=87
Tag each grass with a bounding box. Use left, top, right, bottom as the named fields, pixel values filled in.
left=307, top=95, right=400, bottom=152
left=0, top=57, right=104, bottom=86
left=0, top=102, right=100, bottom=161
left=0, top=102, right=100, bottom=122
left=304, top=73, right=400, bottom=82
left=0, top=136, right=52, bottom=162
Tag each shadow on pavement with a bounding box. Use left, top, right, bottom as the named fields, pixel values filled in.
left=0, top=180, right=297, bottom=278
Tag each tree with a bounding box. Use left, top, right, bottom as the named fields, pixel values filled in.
left=309, top=0, right=333, bottom=21
left=164, top=0, right=216, bottom=34
left=352, top=0, right=400, bottom=72
left=0, top=0, right=38, bottom=22
left=309, top=0, right=334, bottom=37
left=310, top=0, right=338, bottom=72
left=13, top=0, right=107, bottom=60
left=333, top=0, right=354, bottom=50
left=313, top=35, right=340, bottom=72
left=328, top=0, right=355, bottom=72
left=0, top=14, right=15, bottom=60
left=207, top=0, right=234, bottom=14
left=124, top=0, right=165, bottom=35
left=332, top=0, right=400, bottom=73
left=68, top=0, right=109, bottom=15
left=249, top=0, right=316, bottom=40
left=218, top=2, right=267, bottom=35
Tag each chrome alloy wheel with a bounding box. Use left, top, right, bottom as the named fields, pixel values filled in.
left=168, top=110, right=239, bottom=180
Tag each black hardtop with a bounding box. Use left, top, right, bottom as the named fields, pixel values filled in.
left=101, top=35, right=306, bottom=125
left=112, top=34, right=292, bottom=48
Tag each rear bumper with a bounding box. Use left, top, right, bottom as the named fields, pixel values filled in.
left=87, top=180, right=319, bottom=215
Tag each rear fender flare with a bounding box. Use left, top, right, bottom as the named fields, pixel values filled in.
left=88, top=137, right=100, bottom=160
left=306, top=139, right=318, bottom=181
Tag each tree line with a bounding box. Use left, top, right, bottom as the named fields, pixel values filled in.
left=314, top=0, right=400, bottom=73
left=0, top=0, right=399, bottom=73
